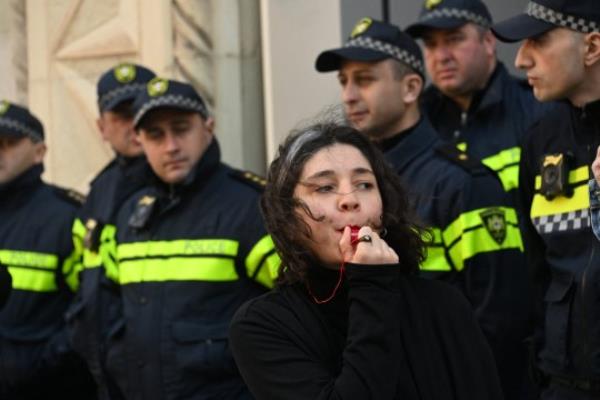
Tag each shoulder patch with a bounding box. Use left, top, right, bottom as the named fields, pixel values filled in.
left=53, top=186, right=86, bottom=205
left=435, top=143, right=489, bottom=175
left=230, top=169, right=267, bottom=190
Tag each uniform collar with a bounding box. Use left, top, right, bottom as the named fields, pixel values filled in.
left=570, top=98, right=600, bottom=146
left=383, top=115, right=438, bottom=173
left=0, top=164, right=43, bottom=200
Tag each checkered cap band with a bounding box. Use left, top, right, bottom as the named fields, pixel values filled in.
left=526, top=2, right=599, bottom=33
left=0, top=117, right=42, bottom=141
left=133, top=94, right=207, bottom=126
left=419, top=7, right=491, bottom=28
left=344, top=37, right=425, bottom=76
left=532, top=208, right=590, bottom=234
left=99, top=83, right=146, bottom=111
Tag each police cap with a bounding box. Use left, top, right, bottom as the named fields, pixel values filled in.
left=492, top=0, right=600, bottom=43
left=97, top=63, right=156, bottom=113
left=132, top=78, right=209, bottom=129
left=0, top=100, right=44, bottom=142
left=315, top=17, right=425, bottom=79
left=406, top=0, right=492, bottom=38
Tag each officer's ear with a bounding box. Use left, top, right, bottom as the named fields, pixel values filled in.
left=203, top=116, right=215, bottom=136
left=584, top=32, right=600, bottom=67
left=32, top=141, right=46, bottom=164
left=401, top=73, right=423, bottom=105
left=96, top=116, right=108, bottom=141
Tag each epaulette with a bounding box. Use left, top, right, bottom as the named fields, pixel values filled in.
left=435, top=143, right=489, bottom=175
left=52, top=186, right=86, bottom=205
left=230, top=169, right=267, bottom=190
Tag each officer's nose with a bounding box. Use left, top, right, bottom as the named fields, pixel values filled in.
left=428, top=44, right=451, bottom=64
left=164, top=132, right=179, bottom=153
left=342, top=82, right=359, bottom=105
left=515, top=41, right=533, bottom=70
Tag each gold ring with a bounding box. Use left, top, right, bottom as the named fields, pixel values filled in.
left=357, top=234, right=372, bottom=243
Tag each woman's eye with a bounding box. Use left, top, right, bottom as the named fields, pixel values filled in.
left=315, top=185, right=334, bottom=193
left=357, top=182, right=374, bottom=190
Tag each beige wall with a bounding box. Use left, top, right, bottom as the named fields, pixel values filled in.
left=260, top=0, right=343, bottom=162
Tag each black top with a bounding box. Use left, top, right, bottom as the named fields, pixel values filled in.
left=230, top=263, right=503, bottom=400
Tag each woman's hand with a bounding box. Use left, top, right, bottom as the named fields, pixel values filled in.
left=339, top=226, right=399, bottom=265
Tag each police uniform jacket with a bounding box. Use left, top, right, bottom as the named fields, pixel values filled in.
left=107, top=140, right=278, bottom=400
left=383, top=116, right=529, bottom=400
left=519, top=99, right=600, bottom=381
left=0, top=164, right=95, bottom=399
left=423, top=63, right=550, bottom=196
left=230, top=263, right=503, bottom=400
left=68, top=155, right=147, bottom=400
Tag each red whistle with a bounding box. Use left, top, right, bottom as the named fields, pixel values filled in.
left=349, top=225, right=360, bottom=247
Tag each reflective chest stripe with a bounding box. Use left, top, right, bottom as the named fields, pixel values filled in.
left=0, top=249, right=59, bottom=292
left=531, top=166, right=590, bottom=234
left=481, top=147, right=521, bottom=191
left=117, top=239, right=240, bottom=284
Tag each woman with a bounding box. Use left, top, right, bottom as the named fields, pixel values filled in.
left=230, top=123, right=503, bottom=399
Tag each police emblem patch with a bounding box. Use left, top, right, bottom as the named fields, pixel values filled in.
left=425, top=0, right=443, bottom=10
left=147, top=77, right=169, bottom=97
left=351, top=17, right=373, bottom=38
left=0, top=100, right=9, bottom=116
left=480, top=208, right=506, bottom=245
left=114, top=63, right=136, bottom=83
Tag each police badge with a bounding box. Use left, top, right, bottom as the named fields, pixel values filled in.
left=114, top=63, right=137, bottom=83
left=351, top=17, right=373, bottom=38
left=480, top=208, right=506, bottom=245
left=147, top=77, right=169, bottom=97
left=0, top=100, right=9, bottom=116
left=425, top=0, right=443, bottom=10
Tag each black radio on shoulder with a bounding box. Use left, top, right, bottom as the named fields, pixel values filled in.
left=540, top=153, right=573, bottom=200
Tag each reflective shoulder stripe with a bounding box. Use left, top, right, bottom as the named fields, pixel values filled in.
left=534, top=165, right=589, bottom=189
left=245, top=235, right=280, bottom=289
left=117, top=239, right=240, bottom=284
left=62, top=248, right=80, bottom=292
left=420, top=228, right=452, bottom=272
left=0, top=250, right=58, bottom=269
left=119, top=257, right=237, bottom=284
left=118, top=239, right=238, bottom=260
left=481, top=147, right=521, bottom=191
left=531, top=182, right=589, bottom=218
left=457, top=142, right=467, bottom=152
left=442, top=207, right=523, bottom=271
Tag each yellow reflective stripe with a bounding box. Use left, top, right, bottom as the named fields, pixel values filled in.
left=534, top=166, right=589, bottom=189
left=0, top=250, right=58, bottom=269
left=71, top=218, right=86, bottom=290
left=457, top=142, right=467, bottom=152
left=482, top=147, right=521, bottom=191
left=8, top=266, right=57, bottom=292
left=420, top=228, right=452, bottom=271
left=447, top=223, right=524, bottom=271
left=443, top=207, right=519, bottom=245
left=118, top=239, right=238, bottom=260
left=119, top=257, right=237, bottom=284
left=442, top=207, right=523, bottom=271
left=101, top=225, right=119, bottom=282
left=62, top=249, right=79, bottom=292
left=531, top=182, right=589, bottom=218
left=245, top=235, right=279, bottom=289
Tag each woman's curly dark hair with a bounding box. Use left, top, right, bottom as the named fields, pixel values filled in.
left=261, top=122, right=425, bottom=285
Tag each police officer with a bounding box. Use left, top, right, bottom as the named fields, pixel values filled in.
left=315, top=17, right=528, bottom=399
left=492, top=2, right=600, bottom=399
left=0, top=101, right=95, bottom=399
left=68, top=63, right=156, bottom=400
left=105, top=78, right=279, bottom=399
left=407, top=0, right=549, bottom=202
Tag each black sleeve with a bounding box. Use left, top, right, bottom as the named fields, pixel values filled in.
left=230, top=264, right=405, bottom=400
